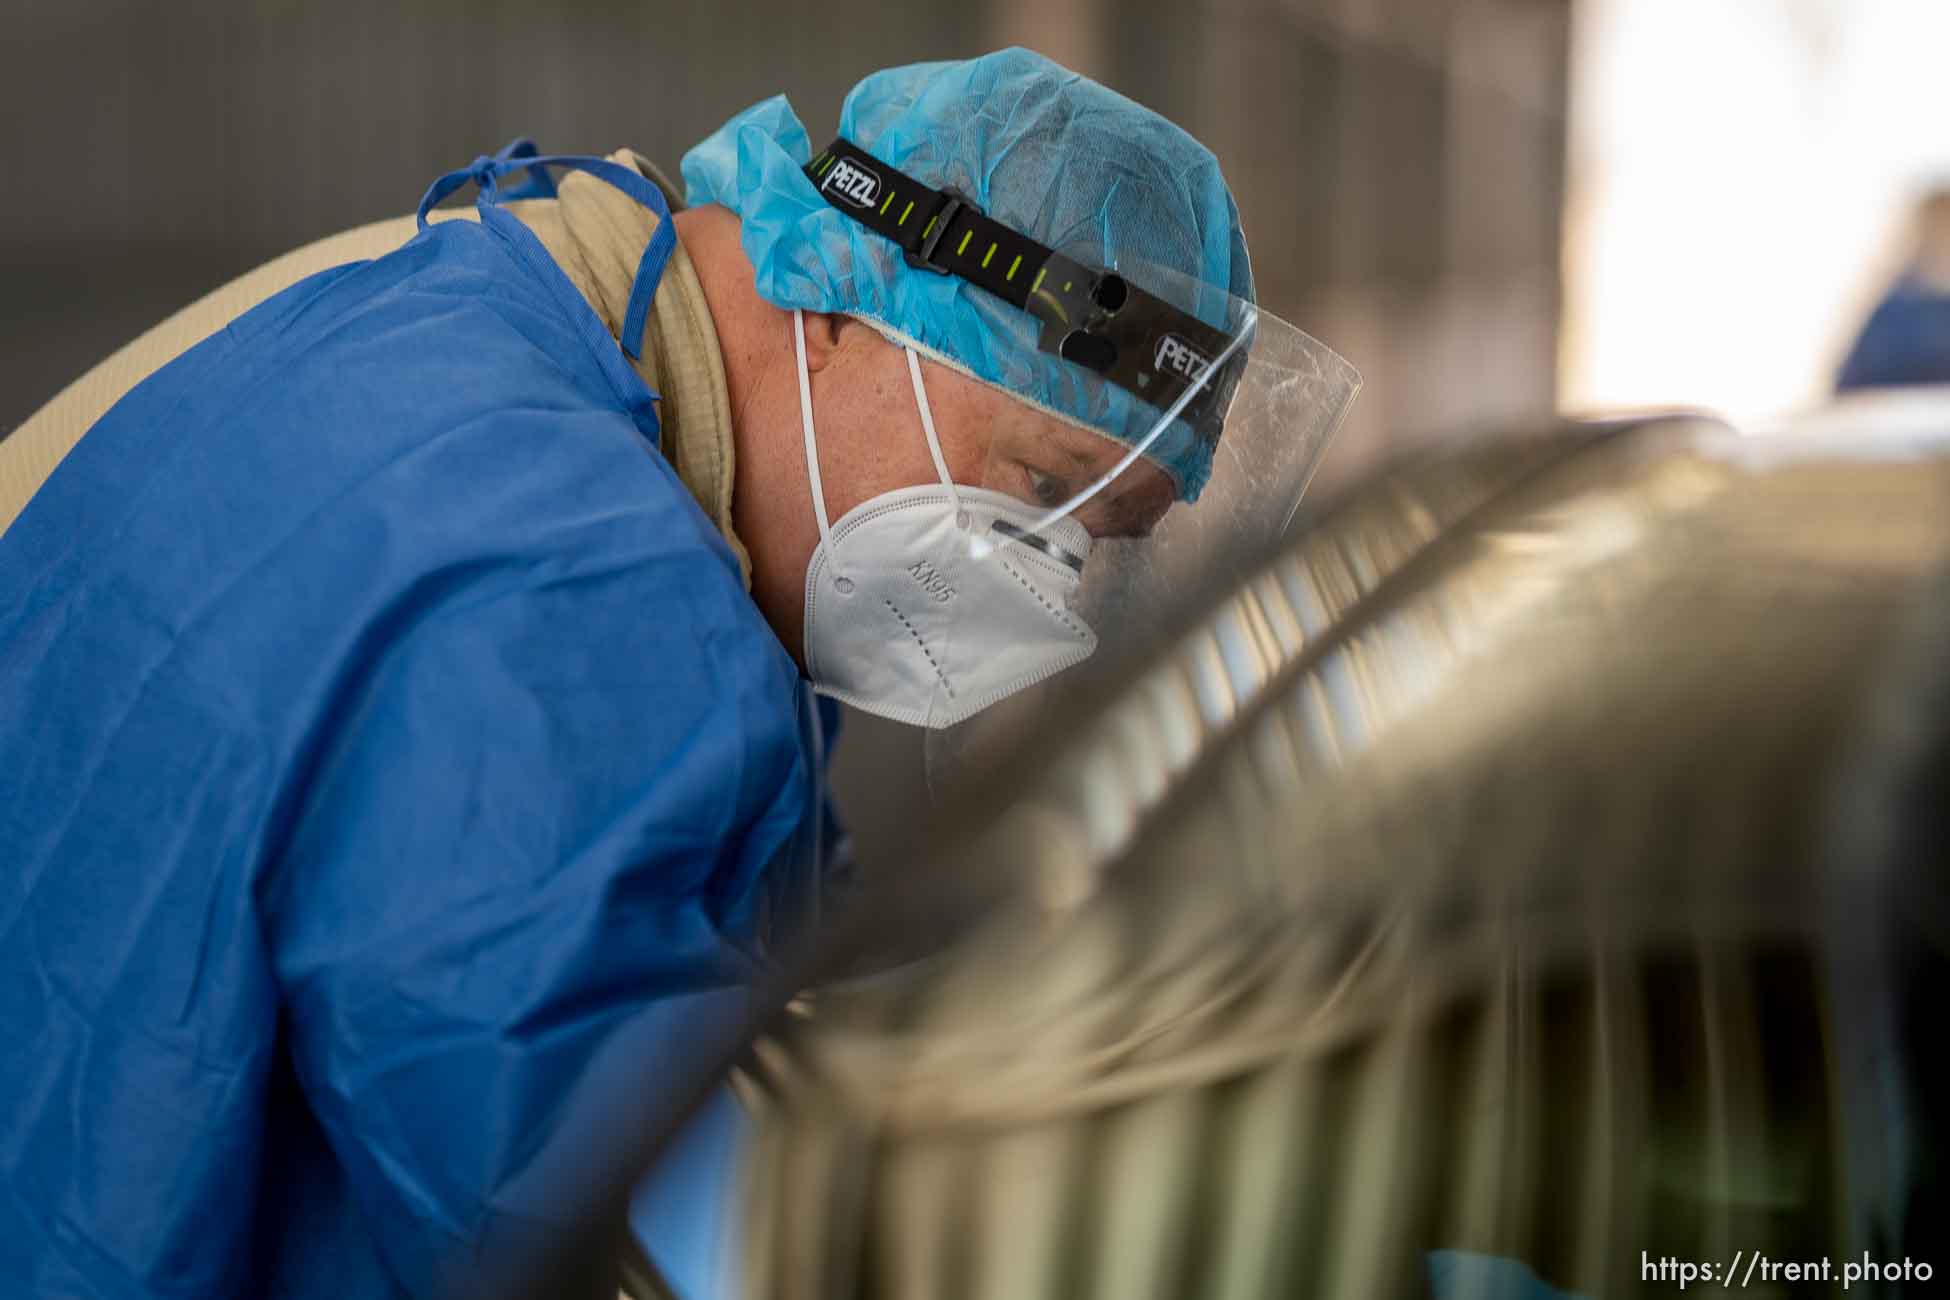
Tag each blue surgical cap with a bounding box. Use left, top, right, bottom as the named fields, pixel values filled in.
left=681, top=47, right=1253, bottom=500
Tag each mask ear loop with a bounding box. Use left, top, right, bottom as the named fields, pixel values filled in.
left=905, top=348, right=968, bottom=528
left=794, top=310, right=835, bottom=548
left=795, top=310, right=855, bottom=597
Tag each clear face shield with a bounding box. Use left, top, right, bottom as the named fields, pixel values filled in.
left=916, top=252, right=1360, bottom=760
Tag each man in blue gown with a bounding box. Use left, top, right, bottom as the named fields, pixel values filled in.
left=0, top=49, right=1345, bottom=1298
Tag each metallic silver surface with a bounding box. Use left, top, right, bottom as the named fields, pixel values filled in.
left=738, top=416, right=1950, bottom=1298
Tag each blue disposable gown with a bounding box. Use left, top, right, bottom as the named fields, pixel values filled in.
left=0, top=157, right=825, bottom=1298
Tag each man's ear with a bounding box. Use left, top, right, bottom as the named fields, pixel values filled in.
left=798, top=310, right=848, bottom=374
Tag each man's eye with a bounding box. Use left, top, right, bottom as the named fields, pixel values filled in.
left=1026, top=468, right=1069, bottom=508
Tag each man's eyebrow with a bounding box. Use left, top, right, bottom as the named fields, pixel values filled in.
left=1099, top=496, right=1161, bottom=540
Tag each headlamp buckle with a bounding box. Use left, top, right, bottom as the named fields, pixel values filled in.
left=904, top=190, right=971, bottom=275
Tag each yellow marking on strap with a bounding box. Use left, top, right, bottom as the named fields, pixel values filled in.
left=923, top=214, right=938, bottom=239
left=1064, top=280, right=1073, bottom=292
left=1032, top=287, right=1069, bottom=327
left=1032, top=267, right=1047, bottom=293
left=981, top=243, right=996, bottom=269
left=899, top=199, right=914, bottom=225
left=957, top=229, right=973, bottom=257
left=1007, top=253, right=1022, bottom=281
left=819, top=155, right=836, bottom=177
left=880, top=191, right=894, bottom=215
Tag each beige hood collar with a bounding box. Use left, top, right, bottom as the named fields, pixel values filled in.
left=508, top=150, right=750, bottom=586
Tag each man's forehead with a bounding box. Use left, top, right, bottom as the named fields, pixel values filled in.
left=1040, top=418, right=1127, bottom=470
left=1017, top=401, right=1174, bottom=485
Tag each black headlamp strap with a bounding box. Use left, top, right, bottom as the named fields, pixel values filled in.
left=803, top=138, right=1238, bottom=437
left=805, top=139, right=1066, bottom=311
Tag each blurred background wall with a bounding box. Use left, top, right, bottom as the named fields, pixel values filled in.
left=2, top=0, right=1573, bottom=494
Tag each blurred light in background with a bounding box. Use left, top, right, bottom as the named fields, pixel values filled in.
left=1562, top=0, right=1950, bottom=425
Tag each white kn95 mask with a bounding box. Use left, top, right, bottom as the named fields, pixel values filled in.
left=792, top=311, right=1098, bottom=728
